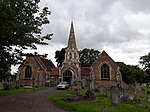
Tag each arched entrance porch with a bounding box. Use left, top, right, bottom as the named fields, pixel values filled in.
left=62, top=69, right=75, bottom=85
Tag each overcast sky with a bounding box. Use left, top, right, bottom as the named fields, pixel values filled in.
left=12, top=0, right=150, bottom=73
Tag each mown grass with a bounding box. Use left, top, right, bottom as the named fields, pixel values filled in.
left=48, top=89, right=150, bottom=112
left=0, top=87, right=45, bottom=96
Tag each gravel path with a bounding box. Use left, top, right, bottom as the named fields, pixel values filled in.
left=0, top=87, right=68, bottom=112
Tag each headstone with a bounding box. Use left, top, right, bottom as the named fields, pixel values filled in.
left=118, top=87, right=125, bottom=98
left=135, top=83, right=142, bottom=91
left=90, top=81, right=95, bottom=91
left=147, top=91, right=150, bottom=95
left=135, top=90, right=144, bottom=97
left=141, top=83, right=146, bottom=91
left=105, top=87, right=108, bottom=97
left=81, top=79, right=86, bottom=88
left=147, top=83, right=150, bottom=94
left=148, top=83, right=150, bottom=89
left=94, top=85, right=99, bottom=92
left=110, top=85, right=116, bottom=98
left=146, top=96, right=150, bottom=103
left=118, top=87, right=125, bottom=102
left=134, top=83, right=144, bottom=97
left=0, top=82, right=4, bottom=88
left=85, top=90, right=96, bottom=100
left=128, top=86, right=135, bottom=101
left=99, top=86, right=104, bottom=96
left=111, top=86, right=120, bottom=106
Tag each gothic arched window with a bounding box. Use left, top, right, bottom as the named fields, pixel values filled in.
left=25, top=66, right=32, bottom=79
left=101, top=64, right=110, bottom=80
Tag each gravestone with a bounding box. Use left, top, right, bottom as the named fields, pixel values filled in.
left=135, top=83, right=142, bottom=91
left=147, top=91, right=150, bottom=95
left=134, top=83, right=144, bottom=97
left=118, top=87, right=125, bottom=97
left=81, top=79, right=86, bottom=88
left=0, top=82, right=4, bottom=88
left=105, top=87, right=108, bottom=97
left=110, top=86, right=116, bottom=98
left=147, top=83, right=150, bottom=95
left=85, top=90, right=96, bottom=100
left=99, top=86, right=104, bottom=96
left=148, top=83, right=150, bottom=90
left=119, top=87, right=128, bottom=102
left=111, top=86, right=120, bottom=106
left=146, top=96, right=150, bottom=103
left=128, top=86, right=135, bottom=101
left=118, top=87, right=125, bottom=102
left=90, top=81, right=95, bottom=91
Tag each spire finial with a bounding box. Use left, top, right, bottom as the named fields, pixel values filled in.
left=71, top=17, right=73, bottom=21
left=71, top=17, right=74, bottom=27
left=67, top=19, right=76, bottom=49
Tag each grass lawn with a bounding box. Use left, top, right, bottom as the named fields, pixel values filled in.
left=0, top=87, right=45, bottom=96
left=48, top=89, right=150, bottom=112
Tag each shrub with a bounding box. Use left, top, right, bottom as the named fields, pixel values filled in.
left=3, top=83, right=12, bottom=90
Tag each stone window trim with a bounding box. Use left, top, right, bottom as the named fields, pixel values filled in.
left=24, top=65, right=32, bottom=79
left=101, top=64, right=110, bottom=80
left=99, top=62, right=112, bottom=80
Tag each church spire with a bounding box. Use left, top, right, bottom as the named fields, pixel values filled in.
left=67, top=20, right=77, bottom=49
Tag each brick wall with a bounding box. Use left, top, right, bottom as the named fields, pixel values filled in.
left=92, top=51, right=122, bottom=88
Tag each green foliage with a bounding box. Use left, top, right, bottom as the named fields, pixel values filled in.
left=139, top=52, right=150, bottom=82
left=54, top=48, right=100, bottom=67
left=118, top=62, right=145, bottom=84
left=0, top=0, right=52, bottom=76
left=49, top=89, right=148, bottom=112
left=55, top=48, right=66, bottom=67
left=79, top=48, right=100, bottom=67
left=139, top=52, right=150, bottom=71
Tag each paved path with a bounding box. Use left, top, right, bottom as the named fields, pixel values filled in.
left=0, top=87, right=67, bottom=112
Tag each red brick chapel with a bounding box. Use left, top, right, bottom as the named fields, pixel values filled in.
left=17, top=21, right=123, bottom=88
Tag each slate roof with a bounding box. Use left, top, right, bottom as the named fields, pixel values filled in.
left=39, top=57, right=56, bottom=69
left=24, top=54, right=56, bottom=70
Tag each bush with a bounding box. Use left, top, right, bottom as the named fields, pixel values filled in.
left=14, top=86, right=19, bottom=89
left=3, top=82, right=15, bottom=90
left=3, top=82, right=14, bottom=90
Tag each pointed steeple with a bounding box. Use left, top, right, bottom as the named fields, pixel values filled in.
left=67, top=20, right=77, bottom=49
left=63, top=20, right=80, bottom=65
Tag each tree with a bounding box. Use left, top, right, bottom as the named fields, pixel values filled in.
left=54, top=48, right=100, bottom=67
left=55, top=48, right=66, bottom=67
left=139, top=52, right=150, bottom=82
left=79, top=48, right=100, bottom=67
left=0, top=0, right=52, bottom=76
left=139, top=52, right=150, bottom=72
left=118, top=62, right=145, bottom=84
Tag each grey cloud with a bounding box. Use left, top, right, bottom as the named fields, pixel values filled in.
left=120, top=0, right=150, bottom=13
left=38, top=0, right=150, bottom=65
